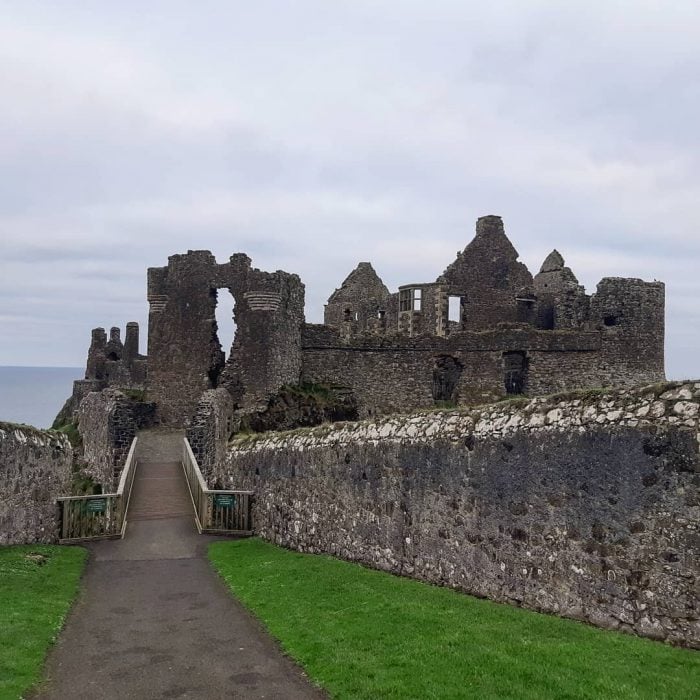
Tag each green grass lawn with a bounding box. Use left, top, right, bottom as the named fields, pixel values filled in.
left=209, top=538, right=699, bottom=700
left=0, top=545, right=86, bottom=700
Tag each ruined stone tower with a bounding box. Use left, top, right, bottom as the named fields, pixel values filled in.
left=146, top=251, right=305, bottom=424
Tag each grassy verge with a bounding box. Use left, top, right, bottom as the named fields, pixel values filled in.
left=0, top=545, right=87, bottom=700
left=209, top=539, right=699, bottom=700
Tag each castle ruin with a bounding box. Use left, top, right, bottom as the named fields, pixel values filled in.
left=63, top=215, right=665, bottom=428
left=34, top=216, right=700, bottom=649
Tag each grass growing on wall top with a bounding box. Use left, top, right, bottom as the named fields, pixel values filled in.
left=209, top=539, right=700, bottom=700
left=0, top=545, right=87, bottom=699
left=53, top=421, right=81, bottom=449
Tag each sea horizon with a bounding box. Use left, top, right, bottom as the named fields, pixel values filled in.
left=0, top=366, right=82, bottom=430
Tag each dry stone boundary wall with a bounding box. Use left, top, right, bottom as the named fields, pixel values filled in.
left=221, top=382, right=700, bottom=647
left=0, top=424, right=72, bottom=545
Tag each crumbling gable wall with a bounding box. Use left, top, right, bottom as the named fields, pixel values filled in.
left=324, top=262, right=390, bottom=336
left=533, top=250, right=589, bottom=330
left=437, top=215, right=534, bottom=331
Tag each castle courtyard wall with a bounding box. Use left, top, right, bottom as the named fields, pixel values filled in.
left=220, top=382, right=700, bottom=647
left=302, top=325, right=663, bottom=416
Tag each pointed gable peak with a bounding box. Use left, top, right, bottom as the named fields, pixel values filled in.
left=475, top=214, right=505, bottom=237
left=328, top=261, right=389, bottom=304
left=540, top=249, right=565, bottom=273
left=344, top=262, right=380, bottom=285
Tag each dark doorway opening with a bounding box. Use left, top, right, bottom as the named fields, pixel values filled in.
left=432, top=355, right=463, bottom=403
left=503, top=351, right=528, bottom=395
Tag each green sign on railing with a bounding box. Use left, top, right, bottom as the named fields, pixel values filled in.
left=214, top=494, right=235, bottom=509
left=86, top=499, right=107, bottom=514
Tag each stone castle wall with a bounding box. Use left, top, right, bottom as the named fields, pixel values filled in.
left=133, top=216, right=664, bottom=428
left=301, top=324, right=663, bottom=416
left=147, top=251, right=305, bottom=426
left=78, top=389, right=154, bottom=491
left=186, top=388, right=234, bottom=482
left=0, top=423, right=72, bottom=545
left=220, top=382, right=700, bottom=646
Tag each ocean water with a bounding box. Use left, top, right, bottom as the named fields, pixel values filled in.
left=0, top=367, right=82, bottom=430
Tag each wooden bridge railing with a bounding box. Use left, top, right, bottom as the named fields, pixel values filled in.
left=57, top=437, right=138, bottom=543
left=182, top=438, right=253, bottom=535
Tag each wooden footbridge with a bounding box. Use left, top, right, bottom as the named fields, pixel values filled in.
left=57, top=432, right=252, bottom=543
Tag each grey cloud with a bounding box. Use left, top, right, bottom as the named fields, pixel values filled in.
left=0, top=2, right=698, bottom=376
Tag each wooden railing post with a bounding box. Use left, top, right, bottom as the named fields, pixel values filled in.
left=56, top=437, right=139, bottom=543
left=181, top=437, right=253, bottom=536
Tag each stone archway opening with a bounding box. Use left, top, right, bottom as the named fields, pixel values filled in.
left=214, top=288, right=237, bottom=360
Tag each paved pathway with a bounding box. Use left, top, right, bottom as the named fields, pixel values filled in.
left=34, top=430, right=326, bottom=700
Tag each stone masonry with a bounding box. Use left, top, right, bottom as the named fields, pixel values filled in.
left=0, top=423, right=72, bottom=545
left=40, top=213, right=692, bottom=647
left=147, top=252, right=305, bottom=425
left=62, top=214, right=665, bottom=428
left=220, top=382, right=700, bottom=647
left=186, top=388, right=235, bottom=482
left=77, top=389, right=154, bottom=492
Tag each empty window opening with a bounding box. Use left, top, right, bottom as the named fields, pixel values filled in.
left=413, top=288, right=422, bottom=311
left=214, top=288, right=237, bottom=360
left=539, top=305, right=555, bottom=330
left=516, top=296, right=535, bottom=324
left=603, top=315, right=618, bottom=327
left=377, top=309, right=385, bottom=320
left=448, top=296, right=462, bottom=323
left=504, top=351, right=528, bottom=395
left=343, top=308, right=352, bottom=321
left=107, top=351, right=119, bottom=361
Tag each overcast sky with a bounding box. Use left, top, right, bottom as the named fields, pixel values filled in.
left=1, top=1, right=698, bottom=378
